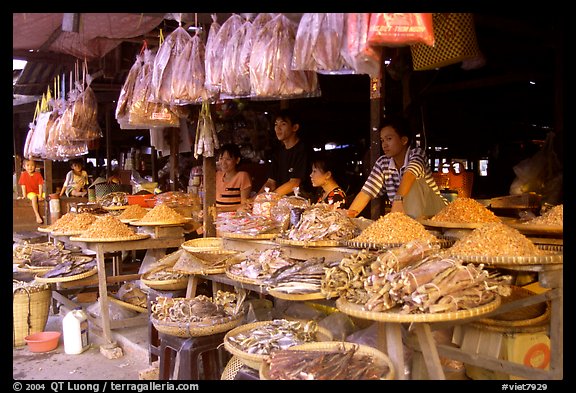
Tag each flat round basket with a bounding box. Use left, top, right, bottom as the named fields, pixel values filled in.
left=224, top=267, right=267, bottom=287
left=37, top=226, right=53, bottom=233
left=34, top=266, right=98, bottom=283
left=275, top=237, right=341, bottom=247
left=336, top=296, right=501, bottom=323
left=419, top=219, right=490, bottom=229
left=267, top=288, right=331, bottom=301
left=130, top=219, right=190, bottom=227
left=259, top=341, right=395, bottom=380
left=224, top=320, right=333, bottom=370
left=141, top=266, right=189, bottom=291
left=69, top=233, right=150, bottom=242
left=172, top=249, right=239, bottom=275
left=505, top=222, right=563, bottom=236
left=51, top=230, right=84, bottom=236
left=447, top=251, right=562, bottom=266
left=220, top=232, right=278, bottom=240
left=472, top=286, right=551, bottom=333
left=344, top=237, right=454, bottom=250
left=221, top=356, right=245, bottom=380
left=16, top=263, right=53, bottom=274
left=150, top=313, right=244, bottom=338
left=108, top=296, right=147, bottom=313
left=181, top=237, right=223, bottom=252
left=102, top=205, right=129, bottom=211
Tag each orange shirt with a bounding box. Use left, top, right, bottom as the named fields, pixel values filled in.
left=215, top=171, right=251, bottom=207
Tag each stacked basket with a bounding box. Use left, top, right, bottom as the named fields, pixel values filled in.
left=13, top=280, right=52, bottom=347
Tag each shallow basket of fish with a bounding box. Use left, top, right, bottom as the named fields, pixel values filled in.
left=181, top=237, right=223, bottom=252
left=141, top=265, right=189, bottom=291
left=223, top=320, right=333, bottom=370
left=34, top=265, right=98, bottom=283
left=259, top=341, right=395, bottom=380
left=275, top=237, right=341, bottom=248
left=151, top=313, right=244, bottom=338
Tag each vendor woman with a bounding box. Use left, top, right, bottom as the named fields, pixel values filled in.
left=347, top=115, right=447, bottom=219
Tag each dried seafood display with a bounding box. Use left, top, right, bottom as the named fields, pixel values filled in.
left=282, top=204, right=360, bottom=242
left=115, top=282, right=147, bottom=308
left=522, top=204, right=563, bottom=226
left=117, top=204, right=148, bottom=221
left=264, top=343, right=389, bottom=380
left=226, top=319, right=321, bottom=356
left=351, top=212, right=437, bottom=245
left=172, top=249, right=238, bottom=274
left=151, top=291, right=245, bottom=326
left=13, top=241, right=68, bottom=267
left=78, top=215, right=138, bottom=239
left=226, top=248, right=298, bottom=283
left=142, top=266, right=187, bottom=282
left=264, top=257, right=334, bottom=294
left=363, top=254, right=511, bottom=314
left=448, top=222, right=545, bottom=257
left=430, top=197, right=501, bottom=223
left=99, top=192, right=128, bottom=208
left=39, top=254, right=97, bottom=279
left=53, top=212, right=98, bottom=234
left=42, top=212, right=77, bottom=232
left=138, top=204, right=187, bottom=223
left=216, top=211, right=280, bottom=235
left=321, top=249, right=380, bottom=304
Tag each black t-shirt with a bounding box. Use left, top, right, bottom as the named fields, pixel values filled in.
left=268, top=139, right=313, bottom=197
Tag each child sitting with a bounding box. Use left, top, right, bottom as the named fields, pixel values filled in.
left=17, top=159, right=45, bottom=224
left=60, top=159, right=89, bottom=197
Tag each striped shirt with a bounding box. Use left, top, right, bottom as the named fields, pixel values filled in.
left=216, top=171, right=252, bottom=206
left=361, top=147, right=444, bottom=201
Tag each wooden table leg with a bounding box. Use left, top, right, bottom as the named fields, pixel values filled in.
left=548, top=277, right=563, bottom=379
left=412, top=323, right=446, bottom=380
left=186, top=275, right=198, bottom=298
left=96, top=245, right=113, bottom=345
left=382, top=323, right=406, bottom=380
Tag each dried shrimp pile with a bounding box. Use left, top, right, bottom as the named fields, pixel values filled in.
left=45, top=212, right=77, bottom=232
left=448, top=222, right=545, bottom=257
left=265, top=344, right=389, bottom=380
left=226, top=319, right=320, bottom=355
left=285, top=204, right=360, bottom=242
left=58, top=212, right=98, bottom=232
left=140, top=204, right=186, bottom=223
left=117, top=204, right=148, bottom=220
left=352, top=212, right=437, bottom=244
left=151, top=291, right=245, bottom=326
left=523, top=204, right=563, bottom=226
left=363, top=254, right=511, bottom=314
left=431, top=197, right=501, bottom=223
left=80, top=215, right=137, bottom=238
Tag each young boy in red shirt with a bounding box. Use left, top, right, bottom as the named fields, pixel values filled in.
left=18, top=159, right=45, bottom=224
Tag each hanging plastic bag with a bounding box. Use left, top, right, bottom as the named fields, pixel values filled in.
left=194, top=101, right=219, bottom=159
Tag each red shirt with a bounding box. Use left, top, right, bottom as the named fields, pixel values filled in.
left=18, top=171, right=44, bottom=195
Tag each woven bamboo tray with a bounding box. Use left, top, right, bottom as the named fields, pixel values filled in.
left=34, top=266, right=98, bottom=283
left=69, top=233, right=150, bottom=242
left=224, top=267, right=267, bottom=287
left=447, top=251, right=562, bottom=266
left=259, top=341, right=395, bottom=380
left=141, top=265, right=189, bottom=291
left=172, top=250, right=238, bottom=275
left=37, top=226, right=53, bottom=233
left=336, top=296, right=501, bottom=323
left=275, top=237, right=341, bottom=247
left=108, top=296, right=148, bottom=313
left=505, top=222, right=563, bottom=236
left=419, top=219, right=494, bottom=229
left=267, top=288, right=330, bottom=301
left=150, top=313, right=244, bottom=338
left=224, top=320, right=333, bottom=370
left=220, top=232, right=278, bottom=240
left=181, top=237, right=223, bottom=252
left=344, top=236, right=454, bottom=250
left=130, top=219, right=191, bottom=227
left=102, top=205, right=129, bottom=211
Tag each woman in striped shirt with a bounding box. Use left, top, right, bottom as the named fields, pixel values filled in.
left=215, top=143, right=252, bottom=212
left=347, top=116, right=447, bottom=219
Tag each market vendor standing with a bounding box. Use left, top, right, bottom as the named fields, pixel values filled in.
left=347, top=115, right=447, bottom=219
left=255, top=109, right=312, bottom=199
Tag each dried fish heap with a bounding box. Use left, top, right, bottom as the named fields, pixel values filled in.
left=286, top=204, right=360, bottom=242
left=264, top=257, right=332, bottom=294
left=151, top=290, right=245, bottom=326
left=431, top=197, right=501, bottom=223
left=13, top=241, right=67, bottom=268
left=351, top=212, right=437, bottom=244
left=80, top=215, right=137, bottom=238
left=265, top=344, right=390, bottom=380
left=364, top=254, right=511, bottom=313
left=215, top=211, right=279, bottom=235
left=117, top=204, right=148, bottom=220
left=227, top=248, right=297, bottom=282
left=523, top=204, right=563, bottom=226
left=226, top=319, right=321, bottom=356
left=40, top=254, right=97, bottom=279
left=448, top=222, right=545, bottom=257
left=139, top=204, right=186, bottom=223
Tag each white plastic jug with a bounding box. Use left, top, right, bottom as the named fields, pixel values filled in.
left=62, top=309, right=90, bottom=354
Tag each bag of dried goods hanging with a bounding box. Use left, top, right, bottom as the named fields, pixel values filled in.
left=71, top=64, right=98, bottom=133
left=367, top=13, right=434, bottom=47
left=221, top=17, right=253, bottom=98
left=116, top=52, right=144, bottom=128
left=341, top=13, right=382, bottom=77
left=175, top=32, right=210, bottom=104
left=150, top=26, right=188, bottom=104
left=167, top=26, right=200, bottom=105
left=194, top=101, right=219, bottom=159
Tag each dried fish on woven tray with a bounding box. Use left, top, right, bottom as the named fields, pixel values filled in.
left=13, top=241, right=68, bottom=267
left=284, top=204, right=360, bottom=242
left=364, top=253, right=512, bottom=313
left=264, top=257, right=335, bottom=294
left=151, top=290, right=245, bottom=326
left=431, top=197, right=501, bottom=223
left=143, top=266, right=187, bottom=281
left=40, top=255, right=97, bottom=279
left=352, top=212, right=437, bottom=244
left=226, top=248, right=298, bottom=282
left=226, top=319, right=321, bottom=356
left=265, top=343, right=389, bottom=380
left=448, top=222, right=545, bottom=257
left=215, top=211, right=280, bottom=235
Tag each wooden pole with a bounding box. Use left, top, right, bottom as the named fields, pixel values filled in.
left=203, top=156, right=216, bottom=237
left=169, top=127, right=179, bottom=191
left=105, top=104, right=112, bottom=179
left=369, top=53, right=384, bottom=219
